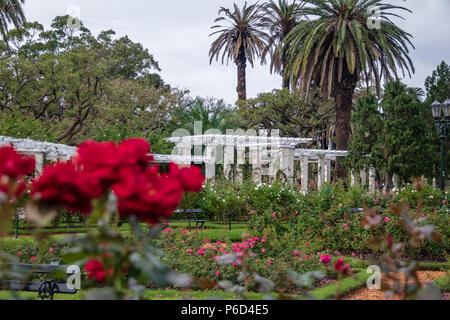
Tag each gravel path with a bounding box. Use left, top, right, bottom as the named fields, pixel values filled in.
left=343, top=271, right=448, bottom=300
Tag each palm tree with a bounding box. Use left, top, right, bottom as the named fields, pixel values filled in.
left=282, top=0, right=415, bottom=179
left=261, top=0, right=305, bottom=88
left=209, top=2, right=269, bottom=101
left=0, top=0, right=26, bottom=41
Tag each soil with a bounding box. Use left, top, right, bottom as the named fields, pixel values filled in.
left=343, top=270, right=448, bottom=300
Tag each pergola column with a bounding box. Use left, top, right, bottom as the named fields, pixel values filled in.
left=205, top=144, right=216, bottom=181
left=369, top=167, right=376, bottom=193
left=351, top=170, right=356, bottom=187
left=34, top=152, right=45, bottom=175
left=317, top=156, right=325, bottom=189
left=324, top=159, right=332, bottom=183
left=393, top=174, right=399, bottom=190
left=177, top=139, right=192, bottom=167
left=235, top=147, right=245, bottom=184
left=360, top=168, right=367, bottom=187
left=223, top=139, right=234, bottom=180
left=300, top=155, right=309, bottom=193
left=251, top=148, right=262, bottom=183
left=280, top=146, right=294, bottom=183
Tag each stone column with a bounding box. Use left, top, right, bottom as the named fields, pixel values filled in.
left=369, top=167, right=376, bottom=193
left=280, top=146, right=294, bottom=183
left=433, top=177, right=437, bottom=189
left=300, top=155, right=309, bottom=193
left=360, top=168, right=367, bottom=187
left=34, top=152, right=45, bottom=175
left=223, top=136, right=234, bottom=180
left=250, top=147, right=262, bottom=183
left=177, top=137, right=191, bottom=167
left=393, top=174, right=399, bottom=190
left=317, top=156, right=325, bottom=189
left=205, top=144, right=216, bottom=181
left=350, top=170, right=356, bottom=187
left=235, top=147, right=245, bottom=184
left=324, top=159, right=332, bottom=183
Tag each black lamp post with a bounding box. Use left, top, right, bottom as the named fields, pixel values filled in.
left=431, top=98, right=450, bottom=191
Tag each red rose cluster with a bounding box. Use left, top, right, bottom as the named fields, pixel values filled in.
left=84, top=259, right=112, bottom=284
left=31, top=138, right=205, bottom=223
left=0, top=146, right=35, bottom=198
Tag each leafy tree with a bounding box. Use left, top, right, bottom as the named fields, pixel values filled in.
left=209, top=2, right=269, bottom=101
left=0, top=16, right=176, bottom=145
left=348, top=81, right=436, bottom=190
left=175, top=97, right=243, bottom=134
left=347, top=93, right=382, bottom=171
left=261, top=0, right=304, bottom=88
left=237, top=88, right=334, bottom=143
left=0, top=110, right=57, bottom=141
left=0, top=0, right=26, bottom=41
left=282, top=0, right=415, bottom=179
left=425, top=61, right=450, bottom=104
left=86, top=79, right=188, bottom=151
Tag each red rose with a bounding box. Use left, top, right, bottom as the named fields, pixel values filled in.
left=0, top=146, right=35, bottom=179
left=0, top=181, right=27, bottom=198
left=75, top=140, right=122, bottom=193
left=168, top=163, right=205, bottom=192
left=75, top=139, right=153, bottom=194
left=112, top=167, right=184, bottom=224
left=85, top=259, right=113, bottom=284
left=117, top=138, right=153, bottom=169
left=31, top=162, right=96, bottom=214
left=334, top=257, right=350, bottom=273
left=0, top=146, right=35, bottom=198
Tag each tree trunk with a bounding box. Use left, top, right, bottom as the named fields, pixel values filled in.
left=236, top=47, right=247, bottom=101
left=281, top=53, right=290, bottom=89
left=332, top=72, right=358, bottom=180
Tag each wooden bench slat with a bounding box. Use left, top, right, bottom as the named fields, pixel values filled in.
left=6, top=281, right=77, bottom=294
left=3, top=264, right=69, bottom=274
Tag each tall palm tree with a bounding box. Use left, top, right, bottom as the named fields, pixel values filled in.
left=209, top=2, right=269, bottom=101
left=0, top=0, right=26, bottom=41
left=261, top=0, right=305, bottom=89
left=282, top=0, right=415, bottom=179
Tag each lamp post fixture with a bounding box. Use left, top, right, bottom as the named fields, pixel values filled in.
left=431, top=98, right=450, bottom=191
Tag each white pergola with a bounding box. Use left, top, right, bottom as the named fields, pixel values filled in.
left=0, top=136, right=76, bottom=173
left=0, top=136, right=208, bottom=174
left=1, top=135, right=385, bottom=193
left=166, top=134, right=358, bottom=192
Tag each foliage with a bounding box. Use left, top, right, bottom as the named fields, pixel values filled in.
left=209, top=2, right=269, bottom=100
left=425, top=61, right=450, bottom=104
left=282, top=0, right=415, bottom=97
left=190, top=179, right=448, bottom=260
left=0, top=17, right=185, bottom=146
left=280, top=0, right=415, bottom=178
left=363, top=180, right=443, bottom=299
left=237, top=88, right=334, bottom=143
left=0, top=0, right=25, bottom=41
left=261, top=0, right=305, bottom=88
left=434, top=275, right=450, bottom=293
left=348, top=81, right=437, bottom=187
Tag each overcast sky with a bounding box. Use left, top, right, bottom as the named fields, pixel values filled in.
left=23, top=0, right=450, bottom=105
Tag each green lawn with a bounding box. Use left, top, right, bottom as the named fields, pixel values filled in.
left=0, top=289, right=278, bottom=300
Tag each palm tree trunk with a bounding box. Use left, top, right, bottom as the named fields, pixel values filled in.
left=281, top=51, right=290, bottom=89
left=236, top=47, right=247, bottom=101
left=333, top=73, right=358, bottom=180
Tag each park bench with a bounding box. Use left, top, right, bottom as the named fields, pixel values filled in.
left=169, top=209, right=209, bottom=229
left=348, top=207, right=385, bottom=213
left=0, top=263, right=78, bottom=300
